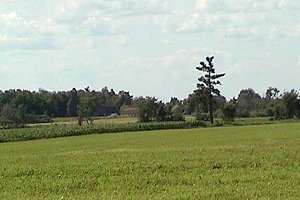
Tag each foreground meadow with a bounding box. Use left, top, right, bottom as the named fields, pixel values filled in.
left=0, top=123, right=299, bottom=199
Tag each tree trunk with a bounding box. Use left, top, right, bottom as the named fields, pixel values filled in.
left=208, top=93, right=214, bottom=124
left=208, top=71, right=214, bottom=124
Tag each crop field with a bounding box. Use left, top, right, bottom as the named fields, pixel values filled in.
left=0, top=121, right=205, bottom=143
left=0, top=123, right=299, bottom=199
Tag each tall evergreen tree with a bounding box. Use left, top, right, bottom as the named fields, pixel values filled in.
left=196, top=56, right=225, bottom=124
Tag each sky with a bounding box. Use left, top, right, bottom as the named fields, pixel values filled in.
left=0, top=0, right=299, bottom=101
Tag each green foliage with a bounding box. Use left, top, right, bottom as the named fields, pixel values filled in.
left=156, top=102, right=168, bottom=121
left=0, top=87, right=134, bottom=120
left=187, top=89, right=210, bottom=115
left=77, top=88, right=98, bottom=125
left=238, top=110, right=251, bottom=118
left=273, top=90, right=300, bottom=120
left=274, top=102, right=287, bottom=119
left=266, top=87, right=280, bottom=99
left=171, top=105, right=185, bottom=121
left=138, top=97, right=157, bottom=122
left=221, top=102, right=236, bottom=123
left=282, top=90, right=299, bottom=119
left=196, top=56, right=225, bottom=124
left=186, top=86, right=298, bottom=121
left=24, top=114, right=51, bottom=124
left=0, top=121, right=206, bottom=143
left=1, top=104, right=17, bottom=125
left=138, top=97, right=185, bottom=122
left=66, top=88, right=78, bottom=117
left=1, top=85, right=300, bottom=129
left=237, top=88, right=261, bottom=117
left=0, top=104, right=28, bottom=126
left=115, top=91, right=133, bottom=111
left=196, top=112, right=210, bottom=121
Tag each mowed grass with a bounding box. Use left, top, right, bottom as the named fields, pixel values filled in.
left=0, top=123, right=299, bottom=199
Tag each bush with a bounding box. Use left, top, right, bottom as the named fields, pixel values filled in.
left=0, top=103, right=51, bottom=127
left=172, top=105, right=185, bottom=121
left=24, top=114, right=52, bottom=124
left=274, top=103, right=287, bottom=120
left=196, top=112, right=210, bottom=121
left=221, top=103, right=236, bottom=123
left=237, top=110, right=250, bottom=118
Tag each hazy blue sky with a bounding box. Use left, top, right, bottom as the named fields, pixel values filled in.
left=0, top=0, right=299, bottom=101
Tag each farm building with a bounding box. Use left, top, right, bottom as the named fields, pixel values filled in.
left=120, top=106, right=139, bottom=117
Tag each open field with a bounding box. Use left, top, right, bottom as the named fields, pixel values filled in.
left=0, top=123, right=300, bottom=199
left=51, top=116, right=139, bottom=125
left=45, top=115, right=300, bottom=127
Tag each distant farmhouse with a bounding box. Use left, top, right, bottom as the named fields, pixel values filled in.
left=120, top=105, right=139, bottom=117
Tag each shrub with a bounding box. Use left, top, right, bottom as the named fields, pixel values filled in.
left=196, top=112, right=210, bottom=121
left=274, top=103, right=287, bottom=119
left=237, top=110, right=250, bottom=118
left=221, top=103, right=236, bottom=123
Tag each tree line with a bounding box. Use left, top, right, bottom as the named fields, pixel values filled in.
left=1, top=85, right=299, bottom=126
left=187, top=56, right=300, bottom=123
left=0, top=87, right=131, bottom=126
left=185, top=87, right=300, bottom=121
left=1, top=56, right=300, bottom=127
left=0, top=87, right=186, bottom=126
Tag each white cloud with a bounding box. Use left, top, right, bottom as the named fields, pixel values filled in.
left=0, top=12, right=62, bottom=50
left=278, top=0, right=300, bottom=9
left=176, top=12, right=221, bottom=33
left=194, top=0, right=207, bottom=11
left=76, top=11, right=121, bottom=35
left=56, top=37, right=96, bottom=50
left=118, top=47, right=232, bottom=81
left=0, top=12, right=33, bottom=37
left=51, top=0, right=85, bottom=22
left=116, top=35, right=129, bottom=45
left=116, top=0, right=168, bottom=16
left=0, top=12, right=68, bottom=36
left=297, top=56, right=300, bottom=66
left=49, top=0, right=168, bottom=36
left=52, top=0, right=167, bottom=21
left=0, top=64, right=9, bottom=71
left=172, top=0, right=300, bottom=41
left=195, top=0, right=280, bottom=13
left=0, top=0, right=299, bottom=100
left=219, top=26, right=261, bottom=39
left=0, top=34, right=8, bottom=42
left=33, top=19, right=69, bottom=36
left=0, top=1, right=172, bottom=51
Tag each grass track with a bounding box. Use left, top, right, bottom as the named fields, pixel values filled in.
left=0, top=123, right=300, bottom=199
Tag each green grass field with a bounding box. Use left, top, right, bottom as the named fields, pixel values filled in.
left=0, top=123, right=299, bottom=199
left=51, top=116, right=139, bottom=125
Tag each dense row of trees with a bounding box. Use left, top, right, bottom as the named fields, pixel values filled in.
left=189, top=56, right=300, bottom=123
left=1, top=86, right=299, bottom=126
left=138, top=97, right=184, bottom=122
left=1, top=57, right=300, bottom=126
left=0, top=87, right=132, bottom=126
left=0, top=87, right=185, bottom=126
left=183, top=87, right=300, bottom=122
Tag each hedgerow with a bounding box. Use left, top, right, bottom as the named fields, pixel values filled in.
left=0, top=121, right=206, bottom=143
